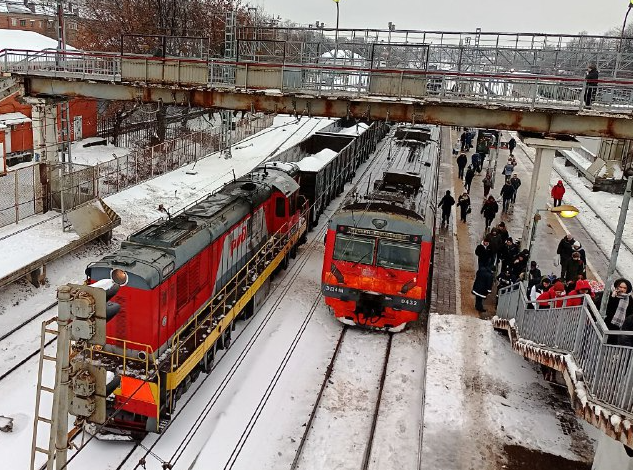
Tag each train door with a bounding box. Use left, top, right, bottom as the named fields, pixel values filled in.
left=272, top=193, right=289, bottom=234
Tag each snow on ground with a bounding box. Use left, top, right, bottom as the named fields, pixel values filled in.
left=69, top=137, right=130, bottom=166
left=422, top=314, right=597, bottom=470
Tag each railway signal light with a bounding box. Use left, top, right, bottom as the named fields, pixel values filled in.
left=67, top=284, right=107, bottom=345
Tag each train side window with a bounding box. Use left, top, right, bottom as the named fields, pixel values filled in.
left=276, top=197, right=286, bottom=217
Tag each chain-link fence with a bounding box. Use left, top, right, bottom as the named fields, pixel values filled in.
left=0, top=165, right=42, bottom=228
left=0, top=114, right=274, bottom=230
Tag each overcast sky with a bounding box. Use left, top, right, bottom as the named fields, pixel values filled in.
left=255, top=0, right=626, bottom=36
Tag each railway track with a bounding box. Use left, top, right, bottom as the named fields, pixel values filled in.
left=289, top=329, right=394, bottom=470
left=0, top=301, right=58, bottom=381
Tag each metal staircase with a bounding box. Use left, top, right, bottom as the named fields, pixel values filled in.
left=0, top=77, right=20, bottom=101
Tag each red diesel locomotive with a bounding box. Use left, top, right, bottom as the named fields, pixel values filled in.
left=85, top=163, right=306, bottom=435
left=321, top=125, right=440, bottom=332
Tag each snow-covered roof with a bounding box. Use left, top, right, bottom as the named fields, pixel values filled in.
left=0, top=29, right=75, bottom=51
left=0, top=112, right=31, bottom=125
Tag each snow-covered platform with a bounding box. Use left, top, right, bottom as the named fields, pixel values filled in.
left=0, top=198, right=120, bottom=289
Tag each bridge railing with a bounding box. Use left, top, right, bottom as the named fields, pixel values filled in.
left=3, top=47, right=633, bottom=113
left=496, top=283, right=633, bottom=415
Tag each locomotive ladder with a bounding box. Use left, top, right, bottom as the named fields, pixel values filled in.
left=30, top=318, right=60, bottom=470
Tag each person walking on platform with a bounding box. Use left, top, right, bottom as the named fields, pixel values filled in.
left=500, top=180, right=515, bottom=213
left=509, top=174, right=521, bottom=204
left=472, top=153, right=481, bottom=173
left=527, top=261, right=542, bottom=290
left=536, top=281, right=568, bottom=309
left=572, top=241, right=586, bottom=264
left=475, top=239, right=493, bottom=269
left=482, top=171, right=493, bottom=197
left=460, top=131, right=468, bottom=151
left=508, top=137, right=517, bottom=156
left=456, top=153, right=468, bottom=179
left=584, top=64, right=599, bottom=108
left=564, top=252, right=586, bottom=291
left=496, top=222, right=509, bottom=242
left=565, top=279, right=594, bottom=307
left=502, top=159, right=515, bottom=183
left=500, top=237, right=519, bottom=272
left=485, top=228, right=504, bottom=268
left=551, top=180, right=566, bottom=207
left=556, top=234, right=575, bottom=280
left=457, top=192, right=471, bottom=223
left=481, top=195, right=499, bottom=231
left=472, top=265, right=494, bottom=313
left=439, top=190, right=455, bottom=228
left=464, top=165, right=475, bottom=193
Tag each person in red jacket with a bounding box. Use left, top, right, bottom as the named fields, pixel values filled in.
left=551, top=180, right=566, bottom=207
left=565, top=279, right=594, bottom=307
left=536, top=281, right=567, bottom=308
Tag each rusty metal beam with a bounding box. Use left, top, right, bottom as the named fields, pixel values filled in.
left=25, top=77, right=633, bottom=139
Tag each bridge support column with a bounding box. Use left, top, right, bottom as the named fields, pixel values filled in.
left=520, top=138, right=582, bottom=250
left=521, top=147, right=555, bottom=248
left=592, top=433, right=633, bottom=470
left=27, top=98, right=59, bottom=164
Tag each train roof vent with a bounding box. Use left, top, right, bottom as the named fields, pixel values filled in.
left=241, top=182, right=257, bottom=191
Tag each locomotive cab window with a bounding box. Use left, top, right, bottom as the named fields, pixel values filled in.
left=376, top=240, right=420, bottom=272
left=276, top=197, right=286, bottom=217
left=333, top=234, right=375, bottom=265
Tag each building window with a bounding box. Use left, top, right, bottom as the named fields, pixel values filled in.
left=11, top=18, right=17, bottom=26
left=68, top=22, right=77, bottom=31
left=30, top=20, right=35, bottom=27
left=47, top=20, right=53, bottom=29
left=19, top=19, right=26, bottom=27
left=39, top=21, right=43, bottom=28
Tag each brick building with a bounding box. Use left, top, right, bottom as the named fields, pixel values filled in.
left=0, top=0, right=81, bottom=46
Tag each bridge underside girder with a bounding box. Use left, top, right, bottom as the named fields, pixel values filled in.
left=24, top=77, right=633, bottom=139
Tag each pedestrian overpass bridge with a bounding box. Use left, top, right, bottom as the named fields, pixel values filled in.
left=2, top=27, right=633, bottom=138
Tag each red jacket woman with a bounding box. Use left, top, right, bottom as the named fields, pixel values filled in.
left=551, top=181, right=566, bottom=206
left=536, top=281, right=567, bottom=308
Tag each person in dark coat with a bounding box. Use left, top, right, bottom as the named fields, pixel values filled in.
left=557, top=234, right=575, bottom=279
left=439, top=190, right=455, bottom=227
left=481, top=195, right=498, bottom=230
left=508, top=137, right=516, bottom=156
left=472, top=265, right=494, bottom=312
left=475, top=239, right=493, bottom=269
left=509, top=174, right=521, bottom=204
left=564, top=251, right=586, bottom=290
left=485, top=228, right=503, bottom=267
left=472, top=153, right=481, bottom=173
left=464, top=165, right=475, bottom=193
left=584, top=64, right=599, bottom=107
left=528, top=261, right=542, bottom=290
left=457, top=192, right=471, bottom=223
left=551, top=180, right=565, bottom=207
left=500, top=237, right=519, bottom=272
left=618, top=314, right=633, bottom=347
left=510, top=250, right=529, bottom=280
left=460, top=131, right=468, bottom=151
left=482, top=171, right=492, bottom=196
left=500, top=181, right=515, bottom=213
left=603, top=278, right=633, bottom=331
left=456, top=153, right=468, bottom=179
left=496, top=222, right=509, bottom=242
left=496, top=268, right=515, bottom=306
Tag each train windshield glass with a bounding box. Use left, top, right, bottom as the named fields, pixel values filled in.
left=376, top=240, right=420, bottom=272
left=333, top=234, right=375, bottom=265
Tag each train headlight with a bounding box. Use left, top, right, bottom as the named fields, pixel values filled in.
left=110, top=269, right=129, bottom=287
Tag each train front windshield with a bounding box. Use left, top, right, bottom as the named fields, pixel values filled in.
left=333, top=234, right=375, bottom=265
left=333, top=234, right=420, bottom=272
left=376, top=240, right=420, bottom=272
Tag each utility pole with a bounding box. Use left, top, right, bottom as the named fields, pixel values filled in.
left=334, top=0, right=341, bottom=44
left=599, top=176, right=633, bottom=317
